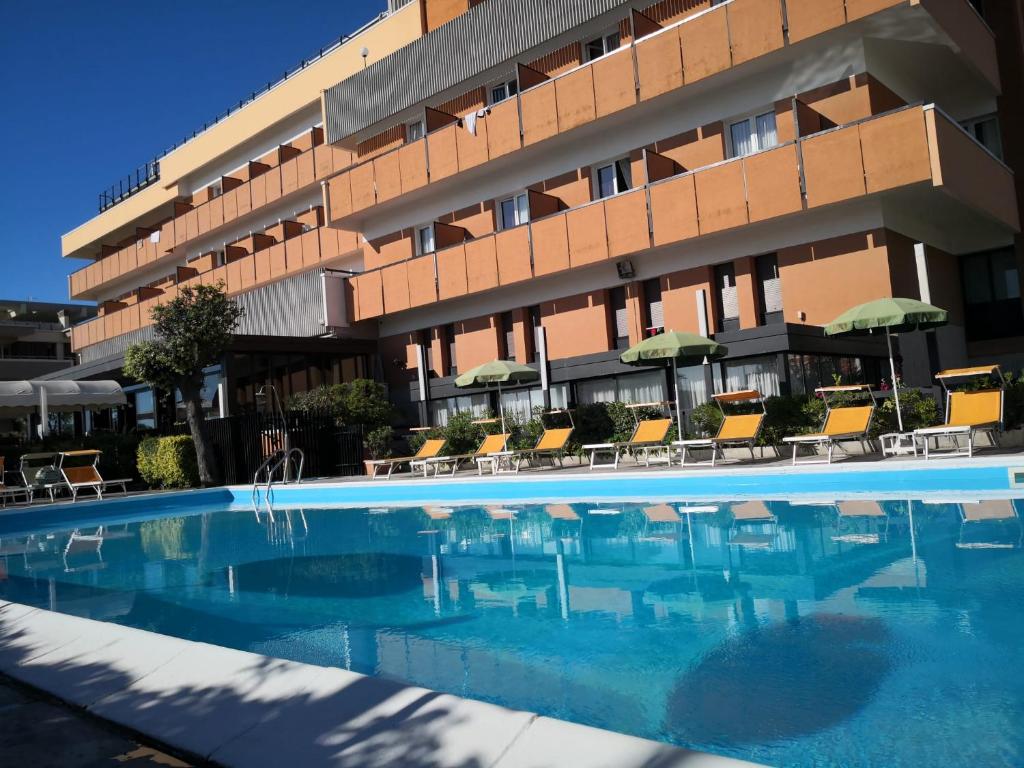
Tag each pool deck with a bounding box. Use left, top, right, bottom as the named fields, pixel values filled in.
left=0, top=600, right=756, bottom=768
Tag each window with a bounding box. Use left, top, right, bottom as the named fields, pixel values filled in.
left=577, top=370, right=666, bottom=405
left=723, top=356, right=781, bottom=397
left=501, top=311, right=516, bottom=360
left=961, top=114, right=1002, bottom=160
left=715, top=262, right=740, bottom=332
left=498, top=192, right=529, bottom=229
left=610, top=286, right=629, bottom=349
left=209, top=182, right=222, bottom=199
left=445, top=323, right=458, bottom=375
left=490, top=78, right=519, bottom=105
left=755, top=253, right=783, bottom=325
left=407, top=120, right=425, bottom=142
left=729, top=110, right=778, bottom=157
left=643, top=278, right=664, bottom=334
left=134, top=389, right=156, bottom=431
left=593, top=157, right=632, bottom=199
left=961, top=247, right=1024, bottom=341
left=416, top=224, right=435, bottom=255
left=528, top=304, right=542, bottom=362
left=584, top=29, right=621, bottom=62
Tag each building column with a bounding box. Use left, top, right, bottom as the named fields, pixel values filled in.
left=735, top=256, right=759, bottom=330
left=625, top=281, right=646, bottom=344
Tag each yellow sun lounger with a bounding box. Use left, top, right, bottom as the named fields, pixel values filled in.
left=508, top=427, right=574, bottom=471
left=58, top=450, right=132, bottom=502
left=368, top=439, right=446, bottom=479
left=783, top=385, right=875, bottom=465
left=674, top=390, right=766, bottom=467
left=583, top=418, right=673, bottom=470
left=955, top=499, right=1022, bottom=549
left=915, top=366, right=1004, bottom=459
left=415, top=433, right=510, bottom=477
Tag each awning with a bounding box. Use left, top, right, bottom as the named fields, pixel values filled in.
left=0, top=380, right=126, bottom=415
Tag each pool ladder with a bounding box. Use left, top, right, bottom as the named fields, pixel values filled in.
left=252, top=448, right=304, bottom=505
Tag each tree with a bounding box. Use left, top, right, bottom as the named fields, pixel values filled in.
left=124, top=283, right=243, bottom=485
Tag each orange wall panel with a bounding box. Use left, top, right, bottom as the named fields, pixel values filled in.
left=695, top=161, right=749, bottom=234
left=845, top=0, right=902, bottom=22
left=521, top=81, right=559, bottom=146
left=465, top=235, right=499, bottom=293
left=407, top=255, right=438, bottom=307
left=222, top=189, right=238, bottom=223
left=301, top=230, right=321, bottom=267
left=743, top=144, right=803, bottom=222
left=592, top=48, right=636, bottom=119
left=427, top=124, right=459, bottom=182
left=437, top=245, right=469, bottom=300
left=356, top=270, right=384, bottom=319
left=662, top=266, right=715, bottom=335
left=636, top=28, right=683, bottom=101
left=264, top=168, right=282, bottom=204
left=801, top=125, right=867, bottom=207
left=254, top=249, right=271, bottom=285
left=455, top=121, right=489, bottom=171
left=398, top=141, right=428, bottom=194
left=296, top=151, right=315, bottom=188
left=859, top=107, right=931, bottom=194
left=328, top=172, right=353, bottom=220
left=541, top=291, right=611, bottom=359
left=281, top=158, right=299, bottom=195
left=285, top=236, right=303, bottom=272
left=495, top=227, right=533, bottom=285
left=566, top=204, right=609, bottom=267
left=650, top=174, right=699, bottom=246
left=604, top=189, right=650, bottom=257
left=679, top=6, right=731, bottom=83
left=374, top=151, right=402, bottom=203
left=268, top=244, right=286, bottom=278
left=531, top=215, right=570, bottom=276
left=455, top=314, right=501, bottom=371
left=235, top=183, right=252, bottom=217
left=727, top=0, right=784, bottom=66
left=382, top=261, right=411, bottom=314
left=196, top=202, right=212, bottom=236
left=366, top=231, right=414, bottom=270
left=555, top=66, right=596, bottom=133
left=786, top=0, right=846, bottom=43
left=485, top=98, right=521, bottom=160
left=349, top=162, right=376, bottom=212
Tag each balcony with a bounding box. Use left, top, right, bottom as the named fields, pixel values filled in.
left=69, top=129, right=353, bottom=301
left=347, top=104, right=1017, bottom=321
left=326, top=0, right=998, bottom=228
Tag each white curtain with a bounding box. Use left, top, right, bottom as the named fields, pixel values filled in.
left=676, top=364, right=709, bottom=411
left=619, top=370, right=667, bottom=404
left=756, top=112, right=777, bottom=151
left=577, top=378, right=617, bottom=405
left=730, top=120, right=753, bottom=157
left=723, top=356, right=780, bottom=396
left=429, top=393, right=489, bottom=426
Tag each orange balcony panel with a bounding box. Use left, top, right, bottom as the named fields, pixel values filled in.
left=531, top=215, right=570, bottom=276
left=859, top=107, right=931, bottom=194
left=301, top=230, right=321, bottom=268
left=285, top=235, right=303, bottom=272
left=121, top=246, right=138, bottom=274
left=318, top=228, right=339, bottom=263
left=567, top=204, right=609, bottom=267
left=367, top=232, right=415, bottom=270
left=123, top=305, right=141, bottom=333
left=254, top=249, right=271, bottom=285
left=465, top=235, right=499, bottom=293
left=680, top=6, right=731, bottom=83
left=427, top=124, right=459, bottom=182
left=349, top=162, right=376, bottom=211
left=208, top=197, right=224, bottom=229
left=206, top=266, right=228, bottom=290
left=281, top=158, right=299, bottom=196
left=160, top=221, right=175, bottom=250
left=297, top=151, right=315, bottom=188
left=636, top=28, right=683, bottom=101
left=184, top=208, right=199, bottom=241
left=328, top=173, right=353, bottom=220
left=264, top=168, right=283, bottom=204
left=226, top=258, right=245, bottom=293
left=356, top=271, right=384, bottom=319
left=744, top=144, right=803, bottom=223
left=196, top=202, right=211, bottom=236
left=407, top=255, right=438, bottom=307
left=456, top=121, right=489, bottom=172
left=604, top=189, right=650, bottom=257
left=785, top=0, right=845, bottom=43
left=496, top=226, right=533, bottom=285
left=919, top=0, right=999, bottom=90
left=845, top=0, right=902, bottom=22
left=222, top=189, right=238, bottom=223
left=236, top=184, right=252, bottom=217
left=398, top=141, right=428, bottom=194
left=727, top=0, right=784, bottom=66
left=268, top=243, right=286, bottom=277
left=174, top=216, right=189, bottom=246
left=382, top=261, right=411, bottom=313
left=437, top=244, right=469, bottom=300
left=250, top=174, right=267, bottom=209
left=695, top=161, right=749, bottom=234
left=102, top=256, right=115, bottom=284
left=555, top=66, right=596, bottom=133
left=802, top=126, right=867, bottom=207
left=486, top=99, right=521, bottom=160
left=650, top=174, right=699, bottom=246
left=592, top=48, right=636, bottom=119
left=374, top=151, right=402, bottom=203
left=521, top=81, right=558, bottom=146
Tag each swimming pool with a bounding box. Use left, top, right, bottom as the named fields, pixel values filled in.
left=2, top=482, right=1023, bottom=766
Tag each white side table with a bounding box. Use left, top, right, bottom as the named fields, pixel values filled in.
left=476, top=451, right=518, bottom=475
left=880, top=432, right=918, bottom=457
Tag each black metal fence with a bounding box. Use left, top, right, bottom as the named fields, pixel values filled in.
left=177, top=411, right=363, bottom=485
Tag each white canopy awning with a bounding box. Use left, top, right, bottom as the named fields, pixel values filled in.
left=0, top=380, right=126, bottom=415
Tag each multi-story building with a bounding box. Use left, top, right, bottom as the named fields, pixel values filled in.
left=0, top=300, right=93, bottom=380
left=61, top=0, right=1024, bottom=429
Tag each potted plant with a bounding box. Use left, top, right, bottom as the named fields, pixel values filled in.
left=363, top=425, right=394, bottom=475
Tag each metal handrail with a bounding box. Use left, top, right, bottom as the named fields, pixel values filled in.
left=251, top=447, right=305, bottom=505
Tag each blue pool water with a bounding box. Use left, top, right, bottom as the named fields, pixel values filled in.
left=2, top=494, right=1024, bottom=767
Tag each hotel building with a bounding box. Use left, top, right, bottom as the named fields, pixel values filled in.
left=60, top=0, right=1024, bottom=428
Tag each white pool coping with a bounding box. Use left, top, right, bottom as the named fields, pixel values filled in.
left=0, top=599, right=759, bottom=767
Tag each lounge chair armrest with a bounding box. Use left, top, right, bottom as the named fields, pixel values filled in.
left=673, top=439, right=713, bottom=447
left=581, top=442, right=615, bottom=450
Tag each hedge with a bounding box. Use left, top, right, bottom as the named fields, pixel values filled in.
left=137, top=435, right=199, bottom=489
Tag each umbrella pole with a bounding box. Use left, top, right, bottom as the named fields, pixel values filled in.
left=671, top=357, right=682, bottom=436
left=886, top=331, right=904, bottom=432
left=497, top=381, right=505, bottom=435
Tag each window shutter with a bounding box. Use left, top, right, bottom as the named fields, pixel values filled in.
left=720, top=286, right=739, bottom=320
left=648, top=298, right=664, bottom=329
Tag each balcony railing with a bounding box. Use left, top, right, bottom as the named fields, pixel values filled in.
left=346, top=104, right=1017, bottom=322
left=98, top=160, right=160, bottom=213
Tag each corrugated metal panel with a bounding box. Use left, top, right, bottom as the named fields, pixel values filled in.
left=78, top=270, right=331, bottom=364
left=325, top=0, right=632, bottom=143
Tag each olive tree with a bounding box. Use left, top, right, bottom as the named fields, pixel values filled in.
left=124, top=283, right=243, bottom=485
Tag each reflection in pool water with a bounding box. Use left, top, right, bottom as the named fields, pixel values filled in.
left=1, top=497, right=1023, bottom=767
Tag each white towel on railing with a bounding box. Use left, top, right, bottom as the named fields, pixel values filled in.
left=150, top=230, right=160, bottom=243
left=464, top=108, right=489, bottom=136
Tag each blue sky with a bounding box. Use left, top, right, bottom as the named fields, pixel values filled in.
left=0, top=0, right=386, bottom=304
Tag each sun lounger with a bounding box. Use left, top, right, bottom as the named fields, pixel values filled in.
left=728, top=500, right=777, bottom=548
left=674, top=390, right=766, bottom=466
left=18, top=452, right=63, bottom=502
left=914, top=366, right=1003, bottom=459
left=58, top=450, right=131, bottom=501
left=583, top=418, right=673, bottom=470
left=955, top=499, right=1022, bottom=549
left=545, top=504, right=581, bottom=521
left=783, top=385, right=875, bottom=465
left=368, top=438, right=446, bottom=479
left=507, top=427, right=574, bottom=471
left=0, top=456, right=31, bottom=506
left=833, top=500, right=888, bottom=544
left=415, top=433, right=509, bottom=477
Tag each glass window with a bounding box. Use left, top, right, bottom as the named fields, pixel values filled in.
left=417, top=225, right=435, bottom=255
left=723, top=356, right=781, bottom=397
left=501, top=311, right=516, bottom=360
left=429, top=394, right=489, bottom=426
left=134, top=388, right=156, bottom=430
left=961, top=114, right=1002, bottom=160
left=756, top=253, right=783, bottom=324
left=643, top=278, right=663, bottom=333
left=729, top=111, right=778, bottom=157
left=577, top=370, right=666, bottom=405
left=961, top=246, right=1024, bottom=340
left=407, top=120, right=424, bottom=141
left=499, top=192, right=529, bottom=229
left=715, top=263, right=739, bottom=331
left=594, top=157, right=632, bottom=199
left=490, top=79, right=519, bottom=104
left=610, top=286, right=629, bottom=349
left=445, top=323, right=458, bottom=375
left=583, top=30, right=620, bottom=62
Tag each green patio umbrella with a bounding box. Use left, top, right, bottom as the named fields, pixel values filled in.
left=455, top=359, right=540, bottom=434
left=825, top=297, right=948, bottom=432
left=620, top=331, right=728, bottom=434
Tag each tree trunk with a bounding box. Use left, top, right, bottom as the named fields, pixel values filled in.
left=181, top=381, right=218, bottom=486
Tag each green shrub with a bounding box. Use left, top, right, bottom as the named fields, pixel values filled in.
left=364, top=426, right=394, bottom=460
left=439, top=411, right=486, bottom=455
left=136, top=435, right=199, bottom=489
left=871, top=387, right=940, bottom=436
left=689, top=401, right=723, bottom=438
left=289, top=378, right=394, bottom=430
left=1003, top=371, right=1024, bottom=430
